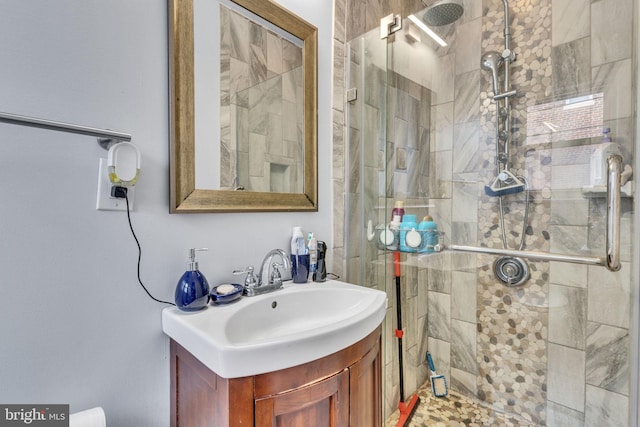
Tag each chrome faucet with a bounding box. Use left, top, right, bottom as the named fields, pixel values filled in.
left=234, top=249, right=292, bottom=297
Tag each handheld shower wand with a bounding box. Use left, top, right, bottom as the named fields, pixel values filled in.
left=480, top=52, right=503, bottom=96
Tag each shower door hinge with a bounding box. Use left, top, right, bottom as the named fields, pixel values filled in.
left=346, top=88, right=357, bottom=104
left=380, top=14, right=402, bottom=39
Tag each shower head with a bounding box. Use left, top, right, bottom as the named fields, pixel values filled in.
left=423, top=0, right=464, bottom=26
left=481, top=51, right=503, bottom=96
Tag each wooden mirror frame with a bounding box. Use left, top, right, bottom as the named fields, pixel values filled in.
left=169, top=0, right=318, bottom=213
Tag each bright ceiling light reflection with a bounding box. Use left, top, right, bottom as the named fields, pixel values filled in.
left=407, top=15, right=447, bottom=47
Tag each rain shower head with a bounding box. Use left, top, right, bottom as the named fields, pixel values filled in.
left=423, top=0, right=464, bottom=26
left=481, top=51, right=503, bottom=95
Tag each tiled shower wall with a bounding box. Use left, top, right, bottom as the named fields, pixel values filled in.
left=332, top=0, right=635, bottom=425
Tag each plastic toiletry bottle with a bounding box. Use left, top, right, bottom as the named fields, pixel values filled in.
left=174, top=248, right=211, bottom=312
left=399, top=214, right=419, bottom=252
left=391, top=200, right=405, bottom=220
left=308, top=232, right=318, bottom=275
left=291, top=226, right=309, bottom=283
left=418, top=215, right=438, bottom=253
left=291, top=226, right=306, bottom=256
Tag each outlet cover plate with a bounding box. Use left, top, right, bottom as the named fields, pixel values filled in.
left=96, top=158, right=135, bottom=211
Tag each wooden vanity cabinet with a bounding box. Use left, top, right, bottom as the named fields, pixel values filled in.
left=170, top=327, right=382, bottom=427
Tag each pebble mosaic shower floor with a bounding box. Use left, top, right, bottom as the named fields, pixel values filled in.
left=384, top=384, right=537, bottom=427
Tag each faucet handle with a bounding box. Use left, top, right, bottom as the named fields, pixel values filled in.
left=270, top=262, right=283, bottom=286
left=233, top=266, right=257, bottom=288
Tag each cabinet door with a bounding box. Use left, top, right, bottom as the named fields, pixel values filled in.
left=255, top=370, right=349, bottom=427
left=349, top=337, right=382, bottom=427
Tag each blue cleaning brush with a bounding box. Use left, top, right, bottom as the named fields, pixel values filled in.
left=484, top=184, right=525, bottom=197
left=485, top=170, right=525, bottom=197
left=426, top=352, right=448, bottom=397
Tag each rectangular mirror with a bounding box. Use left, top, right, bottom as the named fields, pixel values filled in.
left=169, top=0, right=318, bottom=213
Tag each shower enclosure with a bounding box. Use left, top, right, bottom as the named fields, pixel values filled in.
left=339, top=0, right=637, bottom=425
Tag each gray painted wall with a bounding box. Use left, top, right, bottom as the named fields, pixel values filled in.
left=0, top=0, right=332, bottom=425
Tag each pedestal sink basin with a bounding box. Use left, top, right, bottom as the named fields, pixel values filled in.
left=162, top=280, right=387, bottom=378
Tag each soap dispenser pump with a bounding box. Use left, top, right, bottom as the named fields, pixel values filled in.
left=174, top=248, right=211, bottom=312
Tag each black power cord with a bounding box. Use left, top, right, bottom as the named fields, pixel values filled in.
left=112, top=186, right=175, bottom=306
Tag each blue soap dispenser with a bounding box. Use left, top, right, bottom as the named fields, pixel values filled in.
left=174, top=248, right=210, bottom=312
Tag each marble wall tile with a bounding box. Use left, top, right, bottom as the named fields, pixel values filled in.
left=586, top=322, right=629, bottom=395
left=432, top=54, right=455, bottom=105
left=455, top=18, right=481, bottom=75
left=333, top=0, right=346, bottom=44
left=547, top=343, right=586, bottom=412
left=550, top=197, right=589, bottom=226
left=453, top=70, right=480, bottom=124
left=452, top=121, right=482, bottom=174
left=228, top=9, right=250, bottom=62
left=587, top=263, right=630, bottom=328
left=451, top=319, right=477, bottom=373
left=451, top=271, right=476, bottom=323
left=332, top=40, right=345, bottom=111
left=552, top=37, right=591, bottom=98
left=430, top=150, right=453, bottom=198
left=585, top=385, right=629, bottom=427
left=282, top=38, right=302, bottom=71
left=266, top=32, right=282, bottom=77
left=548, top=284, right=586, bottom=349
left=452, top=221, right=477, bottom=248
left=452, top=180, right=478, bottom=223
left=250, top=45, right=267, bottom=87
left=418, top=268, right=428, bottom=318
left=427, top=291, right=451, bottom=341
left=546, top=401, right=585, bottom=427
left=229, top=57, right=250, bottom=97
left=427, top=253, right=452, bottom=294
left=592, top=58, right=633, bottom=121
left=345, top=0, right=365, bottom=42
left=590, top=0, right=633, bottom=66
left=450, top=367, right=476, bottom=396
left=551, top=0, right=590, bottom=46
left=431, top=102, right=454, bottom=152
left=549, top=260, right=587, bottom=288
left=549, top=224, right=588, bottom=255
left=332, top=109, right=345, bottom=181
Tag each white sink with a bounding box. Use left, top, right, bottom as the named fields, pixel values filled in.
left=162, top=280, right=387, bottom=378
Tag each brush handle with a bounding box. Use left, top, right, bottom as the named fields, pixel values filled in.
left=426, top=352, right=436, bottom=372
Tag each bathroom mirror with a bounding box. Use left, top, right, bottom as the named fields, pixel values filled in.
left=169, top=0, right=318, bottom=213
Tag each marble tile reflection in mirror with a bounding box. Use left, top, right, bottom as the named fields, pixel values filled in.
left=219, top=5, right=304, bottom=193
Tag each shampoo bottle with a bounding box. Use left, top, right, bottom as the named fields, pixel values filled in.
left=174, top=248, right=211, bottom=312
left=418, top=215, right=438, bottom=253
left=399, top=214, right=418, bottom=252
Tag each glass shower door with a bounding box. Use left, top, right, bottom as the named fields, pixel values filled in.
left=345, top=2, right=637, bottom=425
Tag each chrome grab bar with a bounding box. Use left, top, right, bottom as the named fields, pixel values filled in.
left=448, top=244, right=606, bottom=267
left=449, top=154, right=624, bottom=271
left=607, top=154, right=622, bottom=271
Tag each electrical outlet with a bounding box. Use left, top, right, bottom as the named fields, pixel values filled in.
left=96, top=158, right=135, bottom=211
